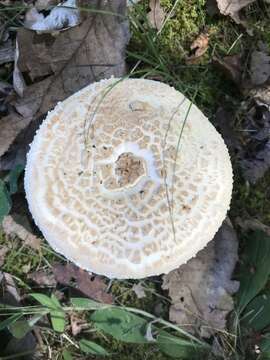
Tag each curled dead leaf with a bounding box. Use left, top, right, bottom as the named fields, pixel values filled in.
left=70, top=313, right=88, bottom=336
left=2, top=215, right=41, bottom=250
left=147, top=0, right=165, bottom=31
left=216, top=0, right=256, bottom=24
left=250, top=85, right=270, bottom=106
left=186, top=32, right=209, bottom=64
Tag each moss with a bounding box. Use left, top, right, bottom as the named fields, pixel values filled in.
left=0, top=231, right=58, bottom=280
left=159, top=0, right=206, bottom=56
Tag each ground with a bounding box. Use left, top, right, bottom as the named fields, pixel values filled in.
left=0, top=1, right=270, bottom=359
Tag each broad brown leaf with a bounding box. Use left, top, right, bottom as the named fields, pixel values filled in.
left=216, top=0, right=256, bottom=24
left=0, top=114, right=32, bottom=158
left=2, top=215, right=41, bottom=250
left=14, top=0, right=128, bottom=118
left=147, top=0, right=165, bottom=31
left=0, top=0, right=129, bottom=170
left=162, top=220, right=239, bottom=338
left=186, top=32, right=209, bottom=64
left=53, top=263, right=114, bottom=304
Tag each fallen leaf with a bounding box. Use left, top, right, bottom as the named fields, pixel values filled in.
left=213, top=54, right=243, bottom=85
left=147, top=0, right=165, bottom=31
left=186, top=32, right=209, bottom=64
left=236, top=217, right=270, bottom=236
left=35, top=0, right=60, bottom=11
left=214, top=107, right=241, bottom=154
left=0, top=0, right=129, bottom=170
left=13, top=39, right=26, bottom=98
left=216, top=0, right=256, bottom=24
left=0, top=246, right=8, bottom=267
left=132, top=282, right=146, bottom=299
left=0, top=114, right=32, bottom=159
left=27, top=270, right=57, bottom=287
left=70, top=313, right=88, bottom=336
left=0, top=39, right=15, bottom=65
left=53, top=263, right=114, bottom=304
left=239, top=103, right=270, bottom=183
left=2, top=215, right=41, bottom=250
left=162, top=219, right=239, bottom=338
left=1, top=272, right=21, bottom=303
left=250, top=50, right=270, bottom=86
left=250, top=85, right=270, bottom=106
left=24, top=0, right=80, bottom=33
left=14, top=0, right=128, bottom=113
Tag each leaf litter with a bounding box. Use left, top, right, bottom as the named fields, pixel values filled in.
left=214, top=43, right=270, bottom=183
left=0, top=0, right=270, bottom=357
left=0, top=0, right=129, bottom=170
left=216, top=0, right=256, bottom=24
left=2, top=215, right=41, bottom=250
left=53, top=263, right=114, bottom=304
left=24, top=0, right=80, bottom=33
left=186, top=32, right=209, bottom=64
left=162, top=220, right=239, bottom=338
left=147, top=0, right=165, bottom=30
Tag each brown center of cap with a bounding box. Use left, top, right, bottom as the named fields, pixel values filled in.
left=115, top=152, right=145, bottom=187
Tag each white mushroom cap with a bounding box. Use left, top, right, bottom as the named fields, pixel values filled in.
left=24, top=78, right=233, bottom=279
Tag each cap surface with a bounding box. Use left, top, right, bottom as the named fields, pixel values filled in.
left=24, top=78, right=233, bottom=279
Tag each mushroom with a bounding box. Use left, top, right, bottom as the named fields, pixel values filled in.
left=24, top=78, right=233, bottom=279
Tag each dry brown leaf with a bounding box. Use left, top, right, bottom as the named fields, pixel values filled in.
left=216, top=0, right=256, bottom=24
left=24, top=1, right=80, bottom=33
left=239, top=102, right=270, bottom=183
left=236, top=217, right=270, bottom=236
left=186, top=33, right=209, bottom=64
left=213, top=54, right=243, bottom=85
left=250, top=50, right=270, bottom=86
left=0, top=272, right=21, bottom=302
left=162, top=219, right=239, bottom=338
left=53, top=263, right=114, bottom=304
left=2, top=215, right=41, bottom=250
left=0, top=0, right=128, bottom=170
left=214, top=107, right=241, bottom=154
left=0, top=39, right=14, bottom=65
left=0, top=114, right=32, bottom=158
left=132, top=282, right=146, bottom=299
left=27, top=270, right=57, bottom=287
left=14, top=0, right=128, bottom=116
left=70, top=313, right=88, bottom=336
left=147, top=0, right=165, bottom=31
left=0, top=246, right=8, bottom=267
left=35, top=0, right=60, bottom=11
